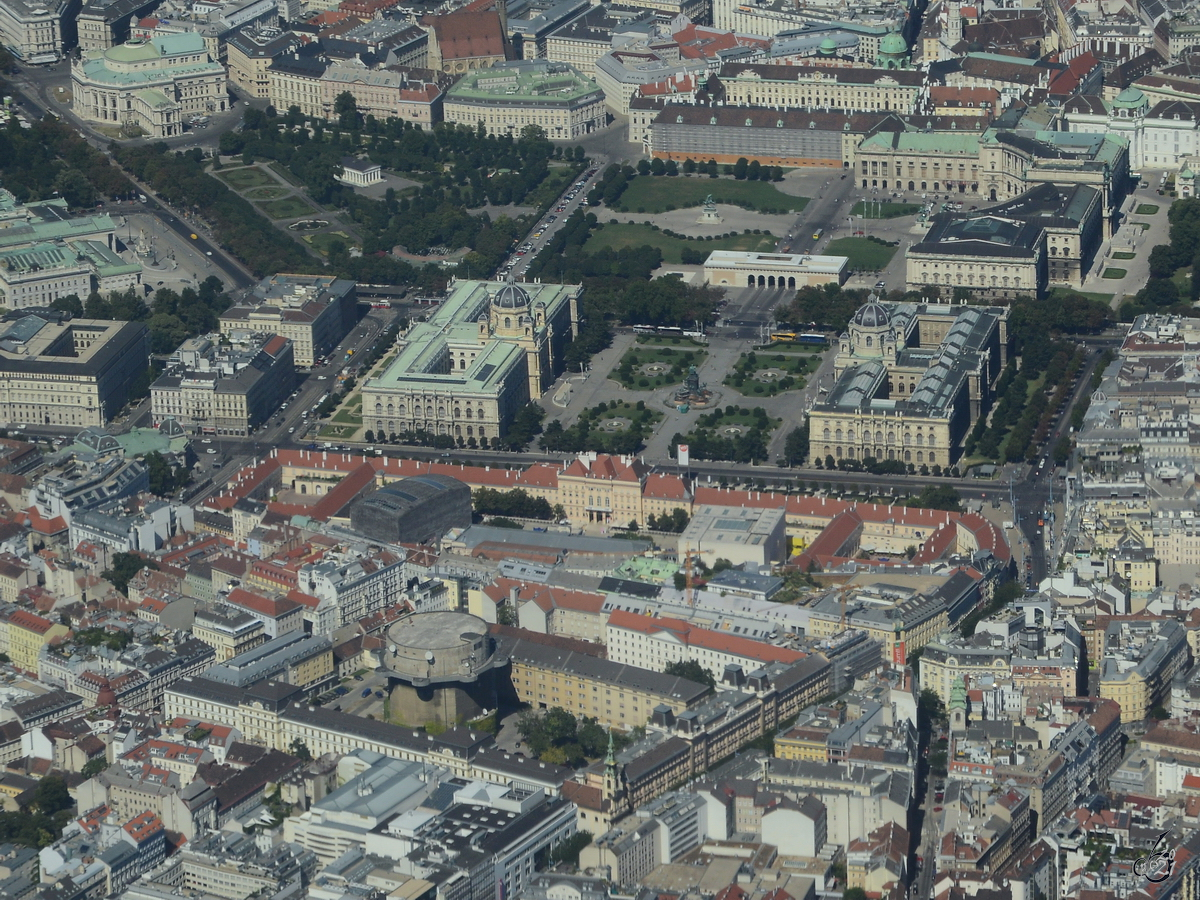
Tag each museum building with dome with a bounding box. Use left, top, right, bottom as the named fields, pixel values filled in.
left=361, top=278, right=580, bottom=442
left=807, top=299, right=1009, bottom=468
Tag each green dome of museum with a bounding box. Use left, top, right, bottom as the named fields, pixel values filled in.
left=819, top=36, right=838, bottom=53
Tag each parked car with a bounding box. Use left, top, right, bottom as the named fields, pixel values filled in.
left=361, top=688, right=372, bottom=697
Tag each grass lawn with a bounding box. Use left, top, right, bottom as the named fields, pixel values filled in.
left=246, top=186, right=289, bottom=200
left=259, top=196, right=317, bottom=219
left=825, top=236, right=898, bottom=271
left=304, top=231, right=356, bottom=255
left=724, top=351, right=821, bottom=396
left=586, top=223, right=776, bottom=264
left=614, top=345, right=708, bottom=390
left=1111, top=251, right=1136, bottom=260
left=332, top=395, right=362, bottom=425
left=1102, top=268, right=1127, bottom=279
left=1172, top=266, right=1192, bottom=295
left=319, top=424, right=359, bottom=439
left=218, top=167, right=274, bottom=190
left=614, top=177, right=807, bottom=214
left=1135, top=203, right=1161, bottom=215
left=1047, top=286, right=1114, bottom=305
left=851, top=201, right=920, bottom=219
left=596, top=401, right=663, bottom=426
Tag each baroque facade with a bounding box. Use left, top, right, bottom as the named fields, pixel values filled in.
left=808, top=301, right=1009, bottom=468
left=361, top=279, right=579, bottom=442
left=72, top=33, right=228, bottom=138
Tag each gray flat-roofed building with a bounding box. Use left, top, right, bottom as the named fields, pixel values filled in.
left=678, top=504, right=788, bottom=568
left=0, top=314, right=149, bottom=428
left=76, top=0, right=163, bottom=51
left=204, top=632, right=334, bottom=690
left=350, top=474, right=471, bottom=544
left=221, top=274, right=356, bottom=368
left=151, top=331, right=295, bottom=436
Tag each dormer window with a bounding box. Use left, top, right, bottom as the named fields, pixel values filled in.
left=710, top=116, right=716, bottom=125
left=809, top=121, right=816, bottom=129
left=676, top=115, right=683, bottom=123
left=776, top=119, right=783, bottom=127
left=745, top=118, right=753, bottom=126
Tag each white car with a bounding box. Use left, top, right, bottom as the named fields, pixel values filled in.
left=288, top=427, right=296, bottom=434
left=202, top=439, right=212, bottom=444
left=318, top=375, right=327, bottom=380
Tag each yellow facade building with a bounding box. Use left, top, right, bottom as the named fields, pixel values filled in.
left=501, top=633, right=710, bottom=731
left=6, top=610, right=70, bottom=675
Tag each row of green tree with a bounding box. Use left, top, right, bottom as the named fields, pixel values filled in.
left=52, top=276, right=233, bottom=355
left=523, top=207, right=722, bottom=370
left=1127, top=198, right=1200, bottom=320
left=0, top=117, right=131, bottom=206
left=539, top=402, right=658, bottom=454
left=473, top=487, right=554, bottom=520
left=114, top=144, right=316, bottom=277
left=669, top=406, right=775, bottom=464
left=517, top=707, right=637, bottom=767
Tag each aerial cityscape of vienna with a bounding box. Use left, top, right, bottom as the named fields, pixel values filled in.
left=0, top=0, right=1194, bottom=896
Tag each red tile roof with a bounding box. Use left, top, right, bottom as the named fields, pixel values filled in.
left=7, top=609, right=55, bottom=635
left=123, top=810, right=164, bottom=843
left=262, top=334, right=289, bottom=357
left=226, top=587, right=301, bottom=619
left=607, top=609, right=806, bottom=665
left=422, top=10, right=506, bottom=62
left=644, top=472, right=690, bottom=501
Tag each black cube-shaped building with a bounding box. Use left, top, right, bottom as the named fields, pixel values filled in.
left=350, top=474, right=471, bottom=544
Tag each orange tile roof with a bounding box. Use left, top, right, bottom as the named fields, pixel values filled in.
left=7, top=608, right=55, bottom=635
left=562, top=454, right=645, bottom=483
left=643, top=472, right=689, bottom=501
left=226, top=587, right=301, bottom=619
left=123, top=810, right=164, bottom=843
left=422, top=10, right=506, bottom=62
left=607, top=609, right=805, bottom=665
left=484, top=577, right=606, bottom=615
left=21, top=507, right=67, bottom=535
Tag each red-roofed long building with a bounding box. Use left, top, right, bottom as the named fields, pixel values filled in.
left=606, top=609, right=806, bottom=674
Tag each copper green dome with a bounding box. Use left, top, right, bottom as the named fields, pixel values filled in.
left=880, top=32, right=908, bottom=55
left=1112, top=86, right=1146, bottom=108
left=819, top=36, right=838, bottom=53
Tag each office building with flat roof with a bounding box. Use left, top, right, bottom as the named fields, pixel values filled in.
left=498, top=631, right=711, bottom=729
left=0, top=313, right=149, bottom=428
left=703, top=251, right=847, bottom=289
left=443, top=59, right=606, bottom=139
left=221, top=274, right=356, bottom=368
left=0, top=0, right=78, bottom=63
left=151, top=331, right=295, bottom=436
left=76, top=0, right=164, bottom=51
